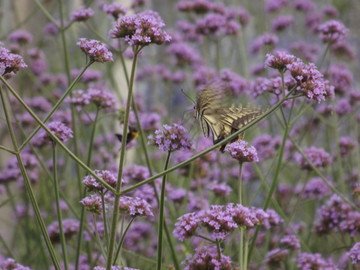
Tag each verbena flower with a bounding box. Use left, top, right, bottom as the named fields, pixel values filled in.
left=265, top=248, right=289, bottom=268
left=208, top=182, right=232, bottom=196
left=71, top=68, right=101, bottom=83
left=166, top=41, right=202, bottom=67
left=250, top=33, right=278, bottom=54
left=140, top=112, right=161, bottom=131
left=219, top=69, right=248, bottom=96
left=67, top=90, right=91, bottom=108
left=123, top=164, right=150, bottom=183
left=262, top=209, right=283, bottom=229
left=0, top=258, right=32, bottom=270
left=326, top=63, right=353, bottom=95
left=317, top=20, right=349, bottom=43
left=195, top=12, right=240, bottom=36
left=82, top=170, right=117, bottom=193
left=302, top=177, right=331, bottom=200
left=80, top=194, right=103, bottom=215
left=101, top=3, right=128, bottom=20
left=148, top=123, right=192, bottom=152
left=252, top=134, right=279, bottom=159
left=8, top=29, right=33, bottom=45
left=70, top=6, right=95, bottom=22
left=280, top=234, right=301, bottom=250
left=77, top=38, right=113, bottom=63
left=265, top=0, right=288, bottom=13
left=293, top=0, right=315, bottom=12
left=224, top=140, right=259, bottom=163
left=118, top=196, right=153, bottom=217
left=296, top=146, right=332, bottom=170
left=47, top=218, right=79, bottom=243
left=0, top=44, right=27, bottom=75
left=271, top=15, right=294, bottom=32
left=297, top=252, right=339, bottom=270
left=124, top=221, right=157, bottom=256
left=33, top=121, right=73, bottom=147
left=173, top=212, right=201, bottom=241
left=265, top=51, right=296, bottom=73
left=339, top=136, right=357, bottom=156
left=287, top=59, right=334, bottom=102
left=110, top=11, right=171, bottom=46
left=348, top=242, right=360, bottom=265
left=88, top=88, right=117, bottom=110
left=182, top=246, right=233, bottom=270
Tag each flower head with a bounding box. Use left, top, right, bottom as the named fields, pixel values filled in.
left=318, top=20, right=349, bottom=43
left=33, top=121, right=73, bottom=147
left=173, top=212, right=201, bottom=241
left=80, top=194, right=103, bottom=215
left=8, top=29, right=33, bottom=45
left=47, top=218, right=79, bottom=243
left=82, top=170, right=117, bottom=193
left=101, top=3, right=128, bottom=20
left=297, top=252, right=339, bottom=270
left=224, top=140, right=259, bottom=162
left=70, top=7, right=94, bottom=22
left=296, top=146, right=332, bottom=170
left=182, top=246, right=233, bottom=270
left=0, top=258, right=32, bottom=270
left=119, top=196, right=153, bottom=217
left=110, top=11, right=171, bottom=46
left=265, top=51, right=296, bottom=72
left=0, top=45, right=27, bottom=75
left=148, top=123, right=192, bottom=152
left=77, top=38, right=113, bottom=63
left=348, top=242, right=360, bottom=265
left=88, top=88, right=117, bottom=110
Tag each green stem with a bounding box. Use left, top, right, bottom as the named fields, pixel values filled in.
left=319, top=42, right=331, bottom=69
left=106, top=47, right=140, bottom=270
left=0, top=145, right=16, bottom=154
left=33, top=0, right=59, bottom=26
left=216, top=240, right=222, bottom=260
left=120, top=88, right=296, bottom=196
left=53, top=144, right=69, bottom=270
left=0, top=85, right=60, bottom=269
left=113, top=217, right=136, bottom=264
left=101, top=192, right=110, bottom=248
left=238, top=161, right=244, bottom=205
left=19, top=61, right=94, bottom=151
left=156, top=151, right=172, bottom=270
left=0, top=75, right=116, bottom=193
left=75, top=107, right=100, bottom=270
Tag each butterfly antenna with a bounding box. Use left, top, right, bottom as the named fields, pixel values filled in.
left=180, top=88, right=195, bottom=104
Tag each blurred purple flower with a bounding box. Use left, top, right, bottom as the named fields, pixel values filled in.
left=271, top=15, right=294, bottom=32
left=265, top=0, right=288, bottom=13
left=265, top=248, right=289, bottom=268
left=70, top=6, right=95, bottom=22
left=250, top=33, right=279, bottom=54
left=348, top=242, right=360, bottom=265
left=0, top=44, right=27, bottom=75
left=280, top=234, right=301, bottom=250
left=47, top=218, right=79, bottom=243
left=265, top=51, right=296, bottom=73
left=80, top=194, right=103, bottom=215
left=297, top=252, right=339, bottom=270
left=339, top=136, right=357, bottom=156
left=118, top=196, right=153, bottom=217
left=296, top=146, right=332, bottom=170
left=8, top=29, right=33, bottom=45
left=82, top=170, right=117, bottom=193
left=101, top=3, right=127, bottom=20
left=302, top=177, right=331, bottom=200
left=317, top=20, right=349, bottom=43
left=33, top=121, right=73, bottom=147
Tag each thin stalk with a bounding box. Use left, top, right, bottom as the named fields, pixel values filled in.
left=33, top=0, right=59, bottom=26
left=0, top=85, right=60, bottom=269
left=19, top=61, right=94, bottom=151
left=113, top=217, right=136, bottom=264
left=0, top=76, right=116, bottom=193
left=106, top=47, right=140, bottom=270
left=319, top=42, right=331, bottom=69
left=75, top=107, right=100, bottom=270
left=120, top=88, right=296, bottom=196
left=101, top=192, right=110, bottom=248
left=239, top=228, right=244, bottom=270
left=216, top=240, right=222, bottom=260
left=238, top=161, right=244, bottom=204
left=0, top=145, right=16, bottom=154
left=53, top=144, right=69, bottom=270
left=195, top=234, right=216, bottom=244
left=156, top=151, right=172, bottom=270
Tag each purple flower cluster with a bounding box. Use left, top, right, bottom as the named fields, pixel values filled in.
left=118, top=196, right=153, bottom=217
left=339, top=136, right=357, bottom=156
left=80, top=194, right=103, bottom=215
left=166, top=41, right=202, bottom=67
left=87, top=88, right=117, bottom=110
left=8, top=29, right=33, bottom=45
left=285, top=57, right=334, bottom=102
left=252, top=134, right=279, bottom=159
left=0, top=44, right=27, bottom=75
left=280, top=234, right=301, bottom=250
left=182, top=246, right=233, bottom=270
left=195, top=12, right=240, bottom=36
left=101, top=3, right=128, bottom=20
left=291, top=41, right=320, bottom=62
left=224, top=140, right=259, bottom=163
left=94, top=266, right=139, bottom=270
left=313, top=194, right=360, bottom=236
left=33, top=121, right=73, bottom=147
left=77, top=38, right=113, bottom=63
left=265, top=50, right=296, bottom=73
left=265, top=248, right=289, bottom=268
left=250, top=33, right=279, bottom=54
left=348, top=242, right=360, bottom=265
left=148, top=123, right=192, bottom=152
left=110, top=11, right=171, bottom=46
left=271, top=15, right=294, bottom=32
left=301, top=177, right=331, bottom=200
left=123, top=164, right=150, bottom=183
left=82, top=170, right=117, bottom=193
left=173, top=203, right=269, bottom=241
left=317, top=20, right=349, bottom=43
left=265, top=0, right=288, bottom=13
left=296, top=146, right=332, bottom=170
left=297, top=252, right=339, bottom=270
left=47, top=218, right=80, bottom=243
left=219, top=69, right=248, bottom=96
left=70, top=6, right=95, bottom=22
left=208, top=182, right=232, bottom=196
left=0, top=258, right=32, bottom=270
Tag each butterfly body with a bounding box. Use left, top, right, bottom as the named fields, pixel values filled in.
left=195, top=84, right=263, bottom=151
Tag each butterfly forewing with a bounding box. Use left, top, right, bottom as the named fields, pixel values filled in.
left=195, top=83, right=263, bottom=149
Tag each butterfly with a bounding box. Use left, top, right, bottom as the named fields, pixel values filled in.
left=194, top=83, right=263, bottom=152
left=115, top=126, right=139, bottom=145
